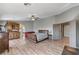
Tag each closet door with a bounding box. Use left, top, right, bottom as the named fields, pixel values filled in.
left=53, top=24, right=62, bottom=40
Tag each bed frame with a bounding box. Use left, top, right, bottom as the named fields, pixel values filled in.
left=35, top=30, right=49, bottom=43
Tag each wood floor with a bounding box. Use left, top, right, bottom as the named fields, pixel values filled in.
left=1, top=37, right=69, bottom=55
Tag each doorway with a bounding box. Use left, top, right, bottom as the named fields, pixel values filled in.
left=20, top=24, right=26, bottom=40
left=53, top=22, right=70, bottom=46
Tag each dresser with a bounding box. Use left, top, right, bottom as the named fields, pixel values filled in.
left=0, top=32, right=9, bottom=54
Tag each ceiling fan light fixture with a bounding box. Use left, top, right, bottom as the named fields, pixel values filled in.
left=32, top=18, right=35, bottom=21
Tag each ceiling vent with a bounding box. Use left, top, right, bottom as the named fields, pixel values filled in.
left=24, top=3, right=31, bottom=6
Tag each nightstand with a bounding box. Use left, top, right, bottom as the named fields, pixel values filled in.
left=48, top=34, right=53, bottom=39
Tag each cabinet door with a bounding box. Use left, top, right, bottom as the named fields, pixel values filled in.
left=13, top=32, right=20, bottom=39
left=9, top=32, right=14, bottom=39
left=0, top=39, right=4, bottom=53
left=14, top=24, right=19, bottom=31
left=3, top=33, right=9, bottom=51
left=9, top=32, right=20, bottom=39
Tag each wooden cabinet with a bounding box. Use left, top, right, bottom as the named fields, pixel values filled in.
left=9, top=31, right=20, bottom=39
left=0, top=33, right=9, bottom=54
left=7, top=21, right=19, bottom=31
left=6, top=21, right=20, bottom=40
left=13, top=32, right=20, bottom=39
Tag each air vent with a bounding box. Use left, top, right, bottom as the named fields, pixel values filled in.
left=24, top=3, right=31, bottom=6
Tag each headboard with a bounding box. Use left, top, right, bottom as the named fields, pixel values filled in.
left=38, top=30, right=49, bottom=35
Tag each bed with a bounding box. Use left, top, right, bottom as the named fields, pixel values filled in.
left=35, top=30, right=49, bottom=43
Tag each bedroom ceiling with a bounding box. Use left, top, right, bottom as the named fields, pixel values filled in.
left=0, top=3, right=79, bottom=21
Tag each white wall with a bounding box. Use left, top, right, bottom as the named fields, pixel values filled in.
left=18, top=21, right=34, bottom=32
left=69, top=20, right=76, bottom=48
left=24, top=21, right=33, bottom=32
left=33, top=16, right=55, bottom=35
left=55, top=6, right=79, bottom=24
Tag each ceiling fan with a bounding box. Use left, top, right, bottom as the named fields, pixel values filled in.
left=24, top=3, right=40, bottom=21
left=29, top=15, right=40, bottom=21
